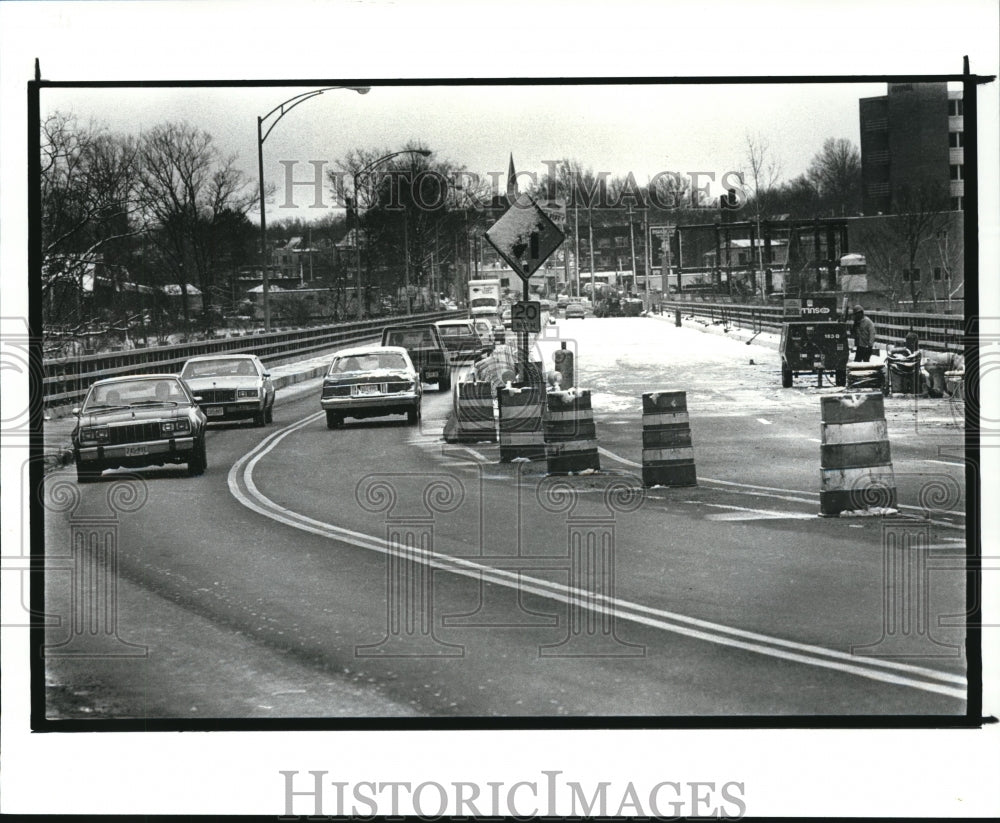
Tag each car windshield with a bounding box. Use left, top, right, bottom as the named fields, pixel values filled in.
left=182, top=358, right=257, bottom=378
left=384, top=329, right=436, bottom=348
left=438, top=325, right=473, bottom=337
left=85, top=378, right=187, bottom=410
left=330, top=352, right=408, bottom=374
left=470, top=298, right=496, bottom=308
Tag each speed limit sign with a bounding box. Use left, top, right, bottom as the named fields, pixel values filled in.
left=511, top=300, right=541, bottom=333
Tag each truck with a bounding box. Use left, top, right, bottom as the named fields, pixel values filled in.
left=467, top=279, right=501, bottom=319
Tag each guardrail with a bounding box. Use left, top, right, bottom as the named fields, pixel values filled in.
left=660, top=301, right=965, bottom=354
left=43, top=310, right=460, bottom=407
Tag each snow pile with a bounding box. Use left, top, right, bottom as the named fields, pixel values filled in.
left=838, top=507, right=899, bottom=518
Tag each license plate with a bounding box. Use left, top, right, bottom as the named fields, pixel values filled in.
left=354, top=384, right=382, bottom=396
left=125, top=445, right=148, bottom=457
left=206, top=407, right=224, bottom=417
left=425, top=371, right=439, bottom=379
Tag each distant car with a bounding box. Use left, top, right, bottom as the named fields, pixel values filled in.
left=380, top=323, right=451, bottom=391
left=180, top=354, right=275, bottom=426
left=471, top=317, right=497, bottom=351
left=435, top=319, right=487, bottom=362
left=320, top=346, right=422, bottom=429
left=564, top=302, right=586, bottom=319
left=72, top=374, right=208, bottom=482
left=556, top=294, right=570, bottom=308
left=538, top=298, right=554, bottom=313
left=501, top=307, right=513, bottom=328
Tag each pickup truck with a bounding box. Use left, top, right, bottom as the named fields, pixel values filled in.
left=381, top=323, right=451, bottom=391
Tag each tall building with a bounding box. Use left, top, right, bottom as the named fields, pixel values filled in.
left=859, top=83, right=963, bottom=215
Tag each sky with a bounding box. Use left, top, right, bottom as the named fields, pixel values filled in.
left=40, top=80, right=892, bottom=223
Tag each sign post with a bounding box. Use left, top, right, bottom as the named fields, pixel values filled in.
left=485, top=198, right=564, bottom=381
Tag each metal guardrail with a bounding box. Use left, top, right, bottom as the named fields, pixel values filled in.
left=660, top=301, right=965, bottom=354
left=43, top=310, right=461, bottom=406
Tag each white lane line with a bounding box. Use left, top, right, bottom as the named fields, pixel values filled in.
left=599, top=447, right=965, bottom=524
left=227, top=415, right=967, bottom=701
left=757, top=418, right=773, bottom=425
left=696, top=502, right=816, bottom=521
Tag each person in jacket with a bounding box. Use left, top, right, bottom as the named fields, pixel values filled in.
left=852, top=305, right=876, bottom=362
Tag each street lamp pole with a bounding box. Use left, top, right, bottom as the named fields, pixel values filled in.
left=353, top=149, right=431, bottom=321
left=257, top=86, right=369, bottom=332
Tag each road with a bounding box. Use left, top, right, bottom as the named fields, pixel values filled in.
left=42, top=315, right=968, bottom=718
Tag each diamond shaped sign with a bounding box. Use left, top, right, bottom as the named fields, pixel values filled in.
left=485, top=198, right=565, bottom=282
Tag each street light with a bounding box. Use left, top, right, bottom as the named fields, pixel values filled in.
left=352, top=149, right=431, bottom=321
left=257, top=86, right=369, bottom=332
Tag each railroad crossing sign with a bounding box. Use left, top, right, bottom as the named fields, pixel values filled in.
left=485, top=198, right=565, bottom=281
left=511, top=300, right=541, bottom=333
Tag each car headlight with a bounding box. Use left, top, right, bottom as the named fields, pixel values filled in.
left=161, top=419, right=191, bottom=436
left=79, top=426, right=109, bottom=443
left=237, top=389, right=259, bottom=398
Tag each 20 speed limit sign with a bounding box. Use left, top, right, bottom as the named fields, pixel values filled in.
left=511, top=301, right=541, bottom=333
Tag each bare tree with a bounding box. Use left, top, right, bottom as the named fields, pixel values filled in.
left=859, top=182, right=951, bottom=308
left=138, top=122, right=256, bottom=324
left=743, top=133, right=783, bottom=220
left=806, top=137, right=862, bottom=216
left=41, top=113, right=143, bottom=328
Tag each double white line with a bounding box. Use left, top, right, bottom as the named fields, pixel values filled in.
left=229, top=413, right=967, bottom=702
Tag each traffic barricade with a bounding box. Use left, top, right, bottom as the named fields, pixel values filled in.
left=545, top=389, right=600, bottom=474
left=819, top=392, right=896, bottom=516
left=498, top=384, right=546, bottom=462
left=641, top=390, right=696, bottom=487
left=845, top=361, right=886, bottom=391
left=945, top=369, right=965, bottom=398
left=453, top=381, right=497, bottom=443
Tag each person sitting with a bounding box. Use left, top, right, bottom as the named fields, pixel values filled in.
left=236, top=360, right=256, bottom=376
left=104, top=389, right=121, bottom=406
left=154, top=381, right=173, bottom=402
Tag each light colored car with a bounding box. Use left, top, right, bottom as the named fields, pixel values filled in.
left=564, top=302, right=586, bottom=319
left=472, top=317, right=497, bottom=350
left=320, top=345, right=422, bottom=429
left=180, top=354, right=275, bottom=426
left=556, top=294, right=570, bottom=308
left=72, top=374, right=208, bottom=482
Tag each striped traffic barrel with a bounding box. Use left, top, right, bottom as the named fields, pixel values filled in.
left=545, top=390, right=600, bottom=474
left=819, top=392, right=896, bottom=516
left=846, top=362, right=886, bottom=390
left=641, top=390, right=696, bottom=487
left=453, top=382, right=497, bottom=442
left=498, top=384, right=546, bottom=462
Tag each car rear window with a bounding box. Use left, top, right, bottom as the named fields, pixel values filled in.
left=386, top=329, right=435, bottom=347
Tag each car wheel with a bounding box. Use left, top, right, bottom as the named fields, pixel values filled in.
left=439, top=373, right=451, bottom=392
left=326, top=410, right=342, bottom=430
left=187, top=437, right=207, bottom=476
left=407, top=405, right=419, bottom=425
left=781, top=366, right=793, bottom=388
left=76, top=461, right=101, bottom=483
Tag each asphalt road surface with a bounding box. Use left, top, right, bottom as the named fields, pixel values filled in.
left=42, top=316, right=968, bottom=719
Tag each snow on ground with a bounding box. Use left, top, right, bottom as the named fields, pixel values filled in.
left=528, top=316, right=964, bottom=427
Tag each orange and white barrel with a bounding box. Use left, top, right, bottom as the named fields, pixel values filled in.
left=819, top=392, right=896, bottom=516
left=453, top=382, right=496, bottom=443
left=498, top=385, right=546, bottom=462
left=641, top=390, right=696, bottom=487
left=545, top=390, right=600, bottom=474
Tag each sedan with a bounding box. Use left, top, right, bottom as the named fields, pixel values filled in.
left=564, top=302, right=586, bottom=319
left=72, top=374, right=208, bottom=482
left=320, top=346, right=422, bottom=429
left=435, top=319, right=487, bottom=362
left=180, top=354, right=275, bottom=426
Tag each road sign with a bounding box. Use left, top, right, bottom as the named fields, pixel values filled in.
left=485, top=198, right=565, bottom=282
left=511, top=300, right=541, bottom=333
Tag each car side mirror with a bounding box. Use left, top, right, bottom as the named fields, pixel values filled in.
left=72, top=407, right=81, bottom=416
left=262, top=372, right=270, bottom=378
left=193, top=396, right=203, bottom=403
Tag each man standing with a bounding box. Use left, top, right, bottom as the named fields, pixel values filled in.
left=852, top=305, right=876, bottom=362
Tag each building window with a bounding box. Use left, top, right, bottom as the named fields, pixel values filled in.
left=902, top=268, right=921, bottom=283
left=934, top=267, right=942, bottom=281
left=949, top=98, right=964, bottom=116
left=950, top=164, right=963, bottom=181
left=950, top=196, right=964, bottom=211
left=614, top=236, right=627, bottom=248
left=949, top=131, right=965, bottom=148
left=902, top=269, right=909, bottom=282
